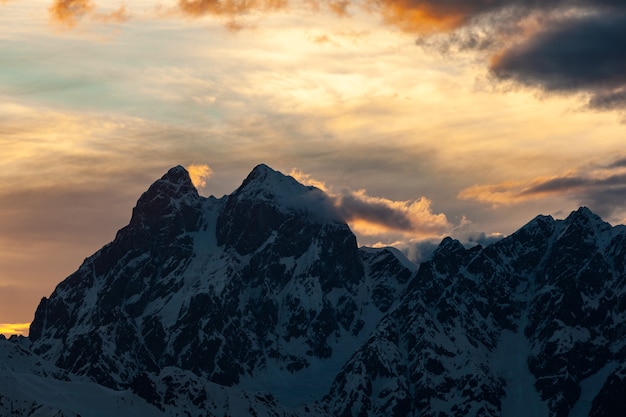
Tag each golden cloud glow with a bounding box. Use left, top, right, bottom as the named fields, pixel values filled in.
left=458, top=180, right=534, bottom=207
left=0, top=322, right=30, bottom=336
left=50, top=0, right=93, bottom=26
left=344, top=189, right=451, bottom=233
left=457, top=175, right=589, bottom=207
left=187, top=163, right=214, bottom=190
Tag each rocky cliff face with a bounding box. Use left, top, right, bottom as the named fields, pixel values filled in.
left=28, top=164, right=414, bottom=412
left=323, top=207, right=626, bottom=417
left=10, top=165, right=626, bottom=416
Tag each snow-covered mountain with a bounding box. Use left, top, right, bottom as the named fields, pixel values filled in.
left=2, top=165, right=625, bottom=416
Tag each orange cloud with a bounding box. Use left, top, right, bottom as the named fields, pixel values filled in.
left=289, top=169, right=329, bottom=192
left=187, top=163, right=213, bottom=190
left=50, top=0, right=94, bottom=26
left=35, top=0, right=541, bottom=37
left=458, top=180, right=533, bottom=207
left=49, top=0, right=128, bottom=27
left=327, top=0, right=350, bottom=17
left=0, top=322, right=30, bottom=337
left=95, top=5, right=129, bottom=23
left=312, top=34, right=331, bottom=43
left=375, top=0, right=466, bottom=33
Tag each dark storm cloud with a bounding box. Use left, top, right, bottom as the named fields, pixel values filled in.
left=491, top=13, right=626, bottom=109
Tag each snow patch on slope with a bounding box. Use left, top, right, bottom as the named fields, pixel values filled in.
left=569, top=361, right=619, bottom=417
left=491, top=328, right=549, bottom=417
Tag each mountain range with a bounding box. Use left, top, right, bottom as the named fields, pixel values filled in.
left=1, top=164, right=625, bottom=416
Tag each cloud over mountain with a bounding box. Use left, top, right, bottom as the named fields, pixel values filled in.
left=290, top=169, right=451, bottom=240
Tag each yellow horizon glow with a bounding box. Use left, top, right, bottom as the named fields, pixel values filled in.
left=0, top=322, right=30, bottom=337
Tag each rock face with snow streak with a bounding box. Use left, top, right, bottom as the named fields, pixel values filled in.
left=322, top=207, right=626, bottom=417
left=26, top=164, right=414, bottom=414
left=4, top=164, right=626, bottom=416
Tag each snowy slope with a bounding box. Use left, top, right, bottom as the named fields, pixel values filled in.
left=0, top=335, right=163, bottom=417
left=0, top=336, right=326, bottom=417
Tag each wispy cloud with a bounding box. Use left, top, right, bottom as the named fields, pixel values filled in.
left=0, top=322, right=30, bottom=337
left=458, top=157, right=626, bottom=220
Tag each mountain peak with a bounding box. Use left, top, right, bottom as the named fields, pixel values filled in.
left=235, top=164, right=309, bottom=199
left=163, top=165, right=194, bottom=185
left=435, top=236, right=465, bottom=255
left=566, top=206, right=603, bottom=223
left=129, top=166, right=200, bottom=227
left=562, top=206, right=611, bottom=233
left=230, top=164, right=341, bottom=221
left=247, top=163, right=275, bottom=179
left=513, top=213, right=556, bottom=239
left=144, top=165, right=198, bottom=198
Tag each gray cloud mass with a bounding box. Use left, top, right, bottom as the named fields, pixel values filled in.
left=491, top=13, right=626, bottom=110
left=335, top=192, right=413, bottom=231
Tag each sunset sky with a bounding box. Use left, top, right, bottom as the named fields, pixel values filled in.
left=2, top=0, right=626, bottom=335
